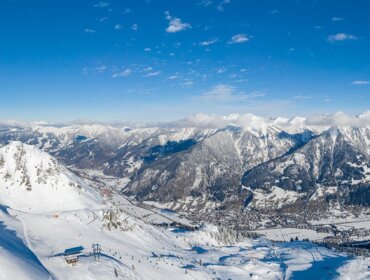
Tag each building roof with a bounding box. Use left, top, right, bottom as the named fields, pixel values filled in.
left=64, top=246, right=84, bottom=256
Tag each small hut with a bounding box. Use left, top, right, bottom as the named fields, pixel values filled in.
left=64, top=246, right=84, bottom=265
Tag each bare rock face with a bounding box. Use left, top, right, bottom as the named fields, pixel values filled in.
left=102, top=207, right=136, bottom=231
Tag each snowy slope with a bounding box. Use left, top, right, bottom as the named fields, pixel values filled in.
left=0, top=207, right=53, bottom=280
left=0, top=141, right=101, bottom=213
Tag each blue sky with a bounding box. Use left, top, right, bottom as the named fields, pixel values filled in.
left=0, top=0, right=369, bottom=122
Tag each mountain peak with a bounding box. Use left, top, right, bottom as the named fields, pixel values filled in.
left=358, top=111, right=370, bottom=120
left=0, top=142, right=101, bottom=213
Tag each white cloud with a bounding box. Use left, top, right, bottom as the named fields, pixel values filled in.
left=199, top=38, right=218, bottom=46
left=181, top=80, right=194, bottom=87
left=142, top=67, right=153, bottom=72
left=198, top=0, right=213, bottom=7
left=217, top=67, right=226, bottom=74
left=144, top=48, right=151, bottom=52
left=272, top=112, right=370, bottom=134
left=94, top=2, right=109, bottom=8
left=351, top=80, right=369, bottom=85
left=168, top=112, right=369, bottom=131
left=332, top=17, right=344, bottom=21
left=82, top=67, right=88, bottom=75
left=199, top=84, right=262, bottom=102
left=114, top=24, right=123, bottom=30
left=200, top=85, right=237, bottom=101
left=112, top=69, right=132, bottom=78
left=327, top=33, right=357, bottom=42
left=321, top=96, right=331, bottom=102
left=84, top=29, right=96, bottom=33
left=123, top=8, right=131, bottom=14
left=94, top=65, right=106, bottom=73
left=170, top=113, right=269, bottom=129
left=145, top=71, right=161, bottom=77
left=198, top=0, right=230, bottom=11
left=164, top=11, right=191, bottom=33
left=305, top=112, right=367, bottom=127
left=292, top=95, right=312, bottom=100
left=217, top=0, right=230, bottom=11
left=131, top=24, right=138, bottom=31
left=167, top=75, right=179, bottom=80
left=229, top=34, right=249, bottom=44
left=19, top=112, right=369, bottom=131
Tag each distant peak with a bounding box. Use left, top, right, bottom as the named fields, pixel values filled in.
left=358, top=111, right=370, bottom=120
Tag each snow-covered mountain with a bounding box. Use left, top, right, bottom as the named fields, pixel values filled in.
left=124, top=125, right=303, bottom=210
left=0, top=112, right=369, bottom=228
left=242, top=126, right=370, bottom=218
left=0, top=141, right=101, bottom=213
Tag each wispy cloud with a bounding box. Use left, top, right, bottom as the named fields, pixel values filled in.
left=84, top=29, right=96, bottom=33
left=199, top=38, right=218, bottom=46
left=169, top=113, right=270, bottom=129
left=217, top=0, right=231, bottom=11
left=164, top=11, right=191, bottom=33
left=181, top=80, right=194, bottom=87
left=142, top=67, right=153, bottom=72
left=123, top=8, right=131, bottom=14
left=198, top=0, right=213, bottom=7
left=327, top=33, right=357, bottom=42
left=199, top=84, right=263, bottom=102
left=217, top=67, right=226, bottom=74
left=131, top=24, right=138, bottom=31
left=145, top=71, right=161, bottom=77
left=351, top=80, right=369, bottom=85
left=332, top=17, right=344, bottom=21
left=305, top=112, right=368, bottom=127
left=292, top=95, right=312, bottom=100
left=198, top=0, right=230, bottom=11
left=114, top=24, right=123, bottom=30
left=94, top=2, right=109, bottom=8
left=94, top=65, right=107, bottom=73
left=229, top=34, right=249, bottom=44
left=112, top=69, right=132, bottom=78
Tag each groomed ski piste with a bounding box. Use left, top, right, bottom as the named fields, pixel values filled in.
left=0, top=142, right=369, bottom=280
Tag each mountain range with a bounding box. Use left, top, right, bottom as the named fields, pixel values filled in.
left=0, top=112, right=369, bottom=229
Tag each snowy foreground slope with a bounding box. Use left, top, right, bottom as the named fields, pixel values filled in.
left=0, top=142, right=369, bottom=279
left=0, top=142, right=101, bottom=213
